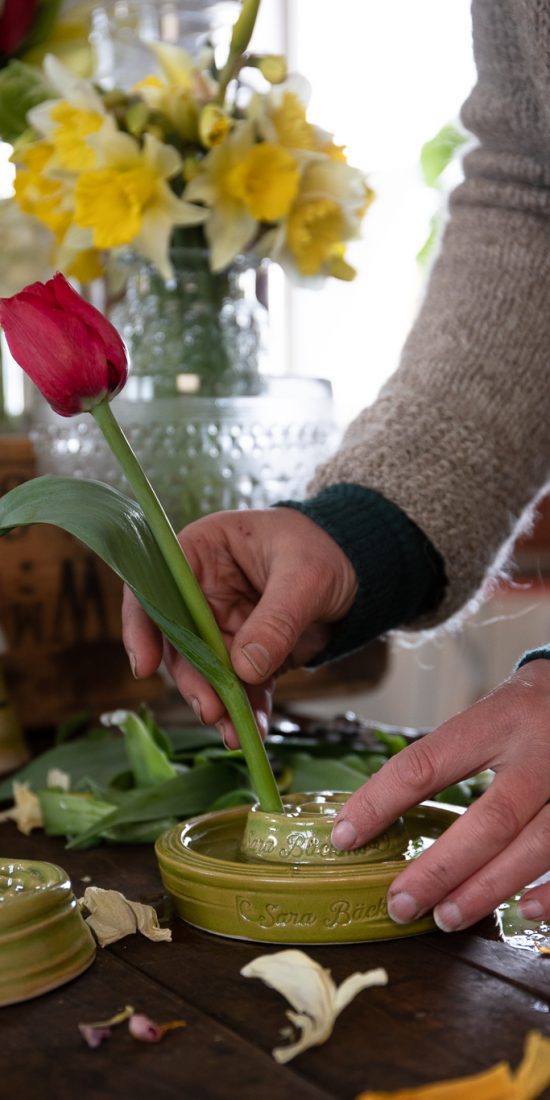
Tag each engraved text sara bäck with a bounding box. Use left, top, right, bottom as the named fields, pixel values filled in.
left=236, top=894, right=388, bottom=930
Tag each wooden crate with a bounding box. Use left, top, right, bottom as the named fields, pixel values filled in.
left=0, top=436, right=164, bottom=730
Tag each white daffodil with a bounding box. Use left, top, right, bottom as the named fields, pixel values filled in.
left=241, top=949, right=388, bottom=1063
left=74, top=122, right=207, bottom=278
left=28, top=53, right=105, bottom=135
left=27, top=55, right=107, bottom=172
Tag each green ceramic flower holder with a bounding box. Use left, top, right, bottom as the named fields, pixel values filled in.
left=0, top=859, right=96, bottom=1007
left=155, top=792, right=461, bottom=945
left=240, top=791, right=408, bottom=864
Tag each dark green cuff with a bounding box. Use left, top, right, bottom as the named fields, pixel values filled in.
left=276, top=483, right=447, bottom=666
left=515, top=645, right=550, bottom=671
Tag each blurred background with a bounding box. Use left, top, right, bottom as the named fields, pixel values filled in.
left=2, top=0, right=549, bottom=748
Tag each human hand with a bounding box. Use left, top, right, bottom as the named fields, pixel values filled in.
left=122, top=506, right=357, bottom=748
left=331, top=659, right=550, bottom=930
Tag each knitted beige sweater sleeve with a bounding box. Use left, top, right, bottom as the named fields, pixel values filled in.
left=309, top=0, right=550, bottom=626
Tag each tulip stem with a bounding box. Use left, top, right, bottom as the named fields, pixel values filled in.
left=92, top=400, right=227, bottom=662
left=91, top=399, right=282, bottom=813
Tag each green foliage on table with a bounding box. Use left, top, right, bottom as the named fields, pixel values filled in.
left=0, top=705, right=494, bottom=848
left=0, top=473, right=282, bottom=813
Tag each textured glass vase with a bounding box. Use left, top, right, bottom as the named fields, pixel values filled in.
left=30, top=250, right=338, bottom=531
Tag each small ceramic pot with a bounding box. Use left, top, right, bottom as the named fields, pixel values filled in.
left=156, top=796, right=460, bottom=945
left=240, top=791, right=408, bottom=865
left=0, top=858, right=96, bottom=1006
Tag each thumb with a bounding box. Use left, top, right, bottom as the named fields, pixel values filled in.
left=230, top=565, right=325, bottom=683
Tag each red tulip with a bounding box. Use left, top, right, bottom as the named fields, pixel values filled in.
left=0, top=0, right=38, bottom=57
left=0, top=273, right=128, bottom=416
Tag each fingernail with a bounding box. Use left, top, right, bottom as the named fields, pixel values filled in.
left=331, top=819, right=358, bottom=850
left=434, top=900, right=463, bottom=932
left=518, top=898, right=544, bottom=921
left=190, top=697, right=203, bottom=724
left=240, top=642, right=271, bottom=677
left=255, top=711, right=269, bottom=738
left=387, top=891, right=419, bottom=924
left=216, top=718, right=230, bottom=748
left=128, top=651, right=138, bottom=678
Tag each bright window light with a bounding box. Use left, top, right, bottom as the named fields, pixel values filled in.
left=284, top=0, right=476, bottom=426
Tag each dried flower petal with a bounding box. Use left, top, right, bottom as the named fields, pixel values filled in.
left=241, top=949, right=388, bottom=1063
left=78, top=1024, right=113, bottom=1049
left=78, top=1005, right=134, bottom=1048
left=128, top=1014, right=186, bottom=1043
left=46, top=767, right=71, bottom=790
left=0, top=780, right=42, bottom=834
left=78, top=886, right=172, bottom=946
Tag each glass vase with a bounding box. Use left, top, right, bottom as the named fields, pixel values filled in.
left=90, top=1, right=240, bottom=90
left=30, top=250, right=338, bottom=531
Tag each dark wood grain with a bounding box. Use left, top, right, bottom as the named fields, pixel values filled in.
left=2, top=823, right=550, bottom=1100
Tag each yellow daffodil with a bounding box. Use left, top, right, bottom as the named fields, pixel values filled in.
left=55, top=224, right=104, bottom=284
left=47, top=101, right=104, bottom=171
left=253, top=78, right=349, bottom=162
left=26, top=55, right=106, bottom=172
left=199, top=104, right=232, bottom=148
left=184, top=122, right=300, bottom=270
left=252, top=77, right=316, bottom=151
left=133, top=73, right=200, bottom=144
left=4, top=23, right=373, bottom=287
left=13, top=140, right=72, bottom=237
left=266, top=157, right=369, bottom=282
left=28, top=53, right=105, bottom=133
left=133, top=42, right=215, bottom=142
left=74, top=124, right=207, bottom=277
left=149, top=41, right=215, bottom=101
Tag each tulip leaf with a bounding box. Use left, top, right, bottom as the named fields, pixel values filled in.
left=0, top=473, right=234, bottom=690
left=0, top=474, right=190, bottom=615
left=0, top=724, right=219, bottom=803
left=286, top=755, right=366, bottom=794
left=65, top=761, right=243, bottom=848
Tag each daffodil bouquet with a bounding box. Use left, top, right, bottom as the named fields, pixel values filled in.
left=1, top=0, right=372, bottom=286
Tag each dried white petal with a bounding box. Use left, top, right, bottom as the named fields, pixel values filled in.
left=0, top=781, right=43, bottom=834
left=47, top=767, right=71, bottom=790
left=78, top=886, right=172, bottom=947
left=241, top=949, right=388, bottom=1063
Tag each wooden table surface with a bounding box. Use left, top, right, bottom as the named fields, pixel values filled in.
left=3, top=822, right=550, bottom=1100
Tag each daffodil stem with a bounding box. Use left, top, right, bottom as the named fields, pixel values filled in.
left=216, top=0, right=261, bottom=105
left=91, top=399, right=282, bottom=813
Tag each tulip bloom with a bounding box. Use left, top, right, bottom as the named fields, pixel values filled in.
left=0, top=273, right=128, bottom=416
left=0, top=0, right=38, bottom=58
